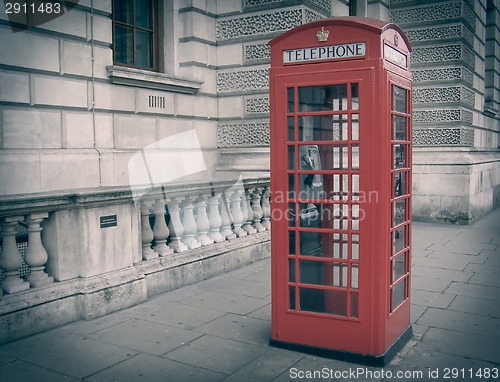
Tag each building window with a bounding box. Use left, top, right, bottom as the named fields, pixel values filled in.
left=112, top=0, right=160, bottom=71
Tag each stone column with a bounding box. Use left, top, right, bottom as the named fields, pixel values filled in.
left=261, top=186, right=271, bottom=230
left=207, top=193, right=225, bottom=243
left=251, top=188, right=266, bottom=232
left=24, top=213, right=54, bottom=287
left=0, top=216, right=30, bottom=293
left=229, top=188, right=247, bottom=237
left=219, top=192, right=236, bottom=240
left=181, top=195, right=201, bottom=249
left=141, top=200, right=158, bottom=260
left=195, top=194, right=214, bottom=246
left=167, top=197, right=188, bottom=253
left=242, top=187, right=257, bottom=235
left=152, top=198, right=174, bottom=256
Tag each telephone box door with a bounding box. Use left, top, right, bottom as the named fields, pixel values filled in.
left=272, top=68, right=374, bottom=354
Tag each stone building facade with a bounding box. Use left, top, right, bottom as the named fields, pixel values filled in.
left=0, top=0, right=498, bottom=342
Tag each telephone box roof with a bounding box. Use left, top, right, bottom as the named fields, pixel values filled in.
left=269, top=16, right=411, bottom=52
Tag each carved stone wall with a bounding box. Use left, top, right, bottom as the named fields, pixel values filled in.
left=413, top=86, right=475, bottom=108
left=245, top=96, right=270, bottom=115
left=413, top=127, right=474, bottom=146
left=243, top=0, right=331, bottom=14
left=390, top=2, right=475, bottom=29
left=217, top=68, right=269, bottom=93
left=405, top=24, right=474, bottom=47
left=218, top=122, right=270, bottom=147
left=216, top=7, right=324, bottom=42
left=411, top=67, right=473, bottom=85
left=244, top=42, right=271, bottom=62
left=411, top=44, right=475, bottom=69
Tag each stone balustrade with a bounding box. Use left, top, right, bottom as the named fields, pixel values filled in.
left=0, top=177, right=271, bottom=299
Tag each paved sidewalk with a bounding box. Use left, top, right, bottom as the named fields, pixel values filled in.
left=0, top=208, right=499, bottom=381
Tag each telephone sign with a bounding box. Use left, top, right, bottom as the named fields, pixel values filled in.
left=269, top=17, right=413, bottom=366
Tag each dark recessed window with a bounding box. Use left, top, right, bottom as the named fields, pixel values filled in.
left=112, top=0, right=160, bottom=70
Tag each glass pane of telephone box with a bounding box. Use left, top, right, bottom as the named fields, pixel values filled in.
left=393, top=86, right=407, bottom=113
left=288, top=203, right=296, bottom=227
left=351, top=264, right=359, bottom=289
left=393, top=115, right=407, bottom=141
left=392, top=252, right=406, bottom=283
left=288, top=145, right=295, bottom=170
left=351, top=114, right=359, bottom=140
left=391, top=278, right=406, bottom=312
left=287, top=88, right=294, bottom=113
left=288, top=174, right=295, bottom=199
left=289, top=258, right=296, bottom=282
left=298, top=144, right=349, bottom=170
left=351, top=83, right=359, bottom=110
left=351, top=234, right=359, bottom=260
left=298, top=173, right=330, bottom=200
left=352, top=174, right=360, bottom=201
left=299, top=84, right=348, bottom=112
left=393, top=225, right=406, bottom=254
left=351, top=145, right=359, bottom=170
left=393, top=144, right=406, bottom=169
left=299, top=115, right=348, bottom=141
left=393, top=199, right=406, bottom=227
left=351, top=292, right=358, bottom=318
left=299, top=230, right=323, bottom=257
left=288, top=117, right=295, bottom=141
left=289, top=286, right=296, bottom=310
left=299, top=288, right=347, bottom=316
left=394, top=171, right=406, bottom=198
left=289, top=230, right=296, bottom=255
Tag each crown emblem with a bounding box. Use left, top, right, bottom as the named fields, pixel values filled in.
left=316, top=27, right=329, bottom=42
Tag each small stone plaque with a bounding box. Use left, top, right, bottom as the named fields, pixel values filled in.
left=100, top=215, right=117, bottom=228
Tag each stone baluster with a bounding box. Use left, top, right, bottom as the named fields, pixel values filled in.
left=251, top=188, right=266, bottom=232
left=152, top=198, right=174, bottom=256
left=195, top=194, right=213, bottom=246
left=261, top=186, right=271, bottom=230
left=24, top=213, right=54, bottom=287
left=141, top=200, right=158, bottom=260
left=207, top=193, right=225, bottom=243
left=0, top=216, right=30, bottom=293
left=229, top=188, right=247, bottom=237
left=166, top=197, right=187, bottom=252
left=181, top=195, right=201, bottom=249
left=242, top=187, right=257, bottom=235
left=219, top=192, right=236, bottom=240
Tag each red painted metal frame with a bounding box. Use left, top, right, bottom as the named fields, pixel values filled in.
left=270, top=17, right=412, bottom=360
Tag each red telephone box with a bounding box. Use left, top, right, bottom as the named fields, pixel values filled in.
left=269, top=17, right=412, bottom=365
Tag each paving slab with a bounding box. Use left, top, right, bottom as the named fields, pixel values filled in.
left=396, top=346, right=496, bottom=382
left=417, top=327, right=500, bottom=364
left=410, top=289, right=456, bottom=309
left=235, top=347, right=304, bottom=381
left=164, top=334, right=268, bottom=374
left=448, top=294, right=500, bottom=317
left=86, top=317, right=203, bottom=356
left=85, top=352, right=226, bottom=382
left=0, top=329, right=138, bottom=379
left=445, top=281, right=500, bottom=301
left=195, top=313, right=271, bottom=345
left=0, top=359, right=81, bottom=382
left=123, top=299, right=226, bottom=330
left=416, top=307, right=500, bottom=339
left=181, top=290, right=269, bottom=315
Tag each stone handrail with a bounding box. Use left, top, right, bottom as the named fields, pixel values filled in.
left=0, top=176, right=271, bottom=298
